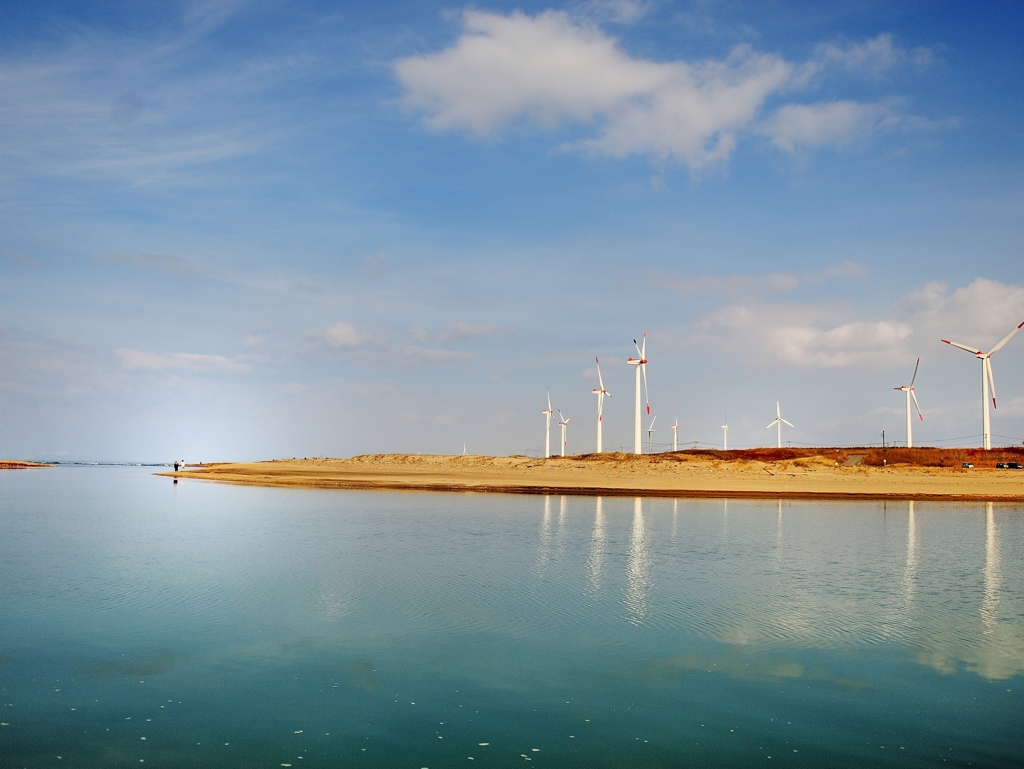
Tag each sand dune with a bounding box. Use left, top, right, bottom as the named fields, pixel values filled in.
left=161, top=451, right=1024, bottom=501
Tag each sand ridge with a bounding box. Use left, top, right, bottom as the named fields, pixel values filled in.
left=160, top=451, right=1024, bottom=501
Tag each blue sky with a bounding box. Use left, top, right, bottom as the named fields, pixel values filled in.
left=1, top=0, right=1023, bottom=461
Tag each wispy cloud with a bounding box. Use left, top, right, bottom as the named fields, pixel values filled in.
left=811, top=34, right=934, bottom=74
left=437, top=321, right=507, bottom=343
left=395, top=12, right=937, bottom=168
left=657, top=262, right=866, bottom=297
left=115, top=348, right=252, bottom=374
left=304, top=321, right=471, bottom=370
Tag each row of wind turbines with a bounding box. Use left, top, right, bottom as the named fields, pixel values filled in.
left=542, top=320, right=1024, bottom=457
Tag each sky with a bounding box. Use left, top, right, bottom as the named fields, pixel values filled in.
left=1, top=0, right=1023, bottom=462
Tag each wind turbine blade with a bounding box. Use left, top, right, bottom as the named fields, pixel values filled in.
left=782, top=419, right=794, bottom=428
left=634, top=339, right=643, bottom=358
left=767, top=419, right=778, bottom=429
left=989, top=320, right=1024, bottom=355
left=650, top=416, right=657, bottom=430
left=986, top=357, right=997, bottom=408
left=910, top=357, right=920, bottom=388
left=911, top=389, right=923, bottom=420
left=942, top=339, right=983, bottom=355
left=641, top=332, right=646, bottom=359
left=776, top=401, right=781, bottom=418
left=548, top=389, right=552, bottom=412
left=596, top=357, right=605, bottom=390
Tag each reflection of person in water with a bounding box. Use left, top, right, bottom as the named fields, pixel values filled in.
left=174, top=461, right=179, bottom=472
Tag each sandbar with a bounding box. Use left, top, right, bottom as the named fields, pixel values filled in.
left=159, top=449, right=1024, bottom=501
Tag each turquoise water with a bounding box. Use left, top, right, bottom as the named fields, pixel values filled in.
left=1, top=467, right=1022, bottom=768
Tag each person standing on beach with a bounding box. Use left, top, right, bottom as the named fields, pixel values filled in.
left=174, top=461, right=179, bottom=472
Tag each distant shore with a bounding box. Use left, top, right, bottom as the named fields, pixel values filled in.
left=159, top=449, right=1024, bottom=501
left=0, top=460, right=53, bottom=469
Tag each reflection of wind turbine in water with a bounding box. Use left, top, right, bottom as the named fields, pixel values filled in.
left=535, top=495, right=554, bottom=574
left=766, top=402, right=794, bottom=449
left=942, top=320, right=1024, bottom=450
left=542, top=390, right=554, bottom=458
left=624, top=497, right=652, bottom=623
left=894, top=357, right=924, bottom=447
left=982, top=503, right=1001, bottom=633
left=587, top=497, right=607, bottom=594
left=902, top=501, right=918, bottom=606
left=592, top=357, right=611, bottom=453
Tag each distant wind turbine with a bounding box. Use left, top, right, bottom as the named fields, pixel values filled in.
left=592, top=357, right=611, bottom=453
left=558, top=410, right=570, bottom=457
left=647, top=415, right=657, bottom=455
left=627, top=333, right=650, bottom=455
left=721, top=415, right=729, bottom=451
left=942, top=321, right=1024, bottom=450
left=894, top=357, right=923, bottom=448
left=766, top=402, right=793, bottom=449
left=542, top=389, right=554, bottom=458
left=671, top=410, right=679, bottom=452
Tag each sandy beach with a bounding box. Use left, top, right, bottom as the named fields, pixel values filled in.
left=161, top=449, right=1024, bottom=501
left=0, top=460, right=52, bottom=469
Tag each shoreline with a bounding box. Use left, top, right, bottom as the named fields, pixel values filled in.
left=158, top=451, right=1024, bottom=502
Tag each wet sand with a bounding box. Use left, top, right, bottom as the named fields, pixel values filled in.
left=160, top=452, right=1024, bottom=501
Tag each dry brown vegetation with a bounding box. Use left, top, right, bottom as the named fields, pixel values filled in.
left=599, top=446, right=1024, bottom=468
left=0, top=460, right=52, bottom=469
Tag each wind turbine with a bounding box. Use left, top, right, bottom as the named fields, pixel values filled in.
left=627, top=333, right=649, bottom=455
left=766, top=402, right=793, bottom=449
left=592, top=357, right=612, bottom=453
left=670, top=410, right=679, bottom=452
left=894, top=357, right=923, bottom=448
left=647, top=415, right=657, bottom=454
left=721, top=415, right=729, bottom=451
left=558, top=410, right=570, bottom=457
left=542, top=389, right=554, bottom=458
left=942, top=321, right=1024, bottom=450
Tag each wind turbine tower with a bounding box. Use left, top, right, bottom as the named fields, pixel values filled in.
left=766, top=402, right=794, bottom=449
left=721, top=416, right=729, bottom=451
left=592, top=357, right=612, bottom=453
left=942, top=321, right=1024, bottom=450
left=542, top=390, right=554, bottom=458
left=895, top=358, right=923, bottom=448
left=627, top=333, right=649, bottom=455
left=558, top=410, right=571, bottom=458
left=647, top=415, right=657, bottom=454
left=671, top=410, right=679, bottom=452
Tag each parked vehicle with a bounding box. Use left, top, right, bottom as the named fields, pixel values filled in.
left=996, top=462, right=1007, bottom=468
left=1008, top=462, right=1023, bottom=470
left=962, top=462, right=974, bottom=468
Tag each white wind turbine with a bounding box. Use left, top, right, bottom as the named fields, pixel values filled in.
left=627, top=333, right=650, bottom=455
left=766, top=402, right=793, bottom=449
left=721, top=415, right=729, bottom=451
left=671, top=410, right=679, bottom=452
left=894, top=357, right=923, bottom=448
left=942, top=320, right=1024, bottom=450
left=542, top=389, right=554, bottom=459
left=558, top=410, right=570, bottom=457
left=592, top=357, right=612, bottom=453
left=647, top=415, right=657, bottom=454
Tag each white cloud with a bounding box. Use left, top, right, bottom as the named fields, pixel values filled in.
left=115, top=348, right=251, bottom=374
left=688, top=278, right=1024, bottom=370
left=438, top=321, right=506, bottom=342
left=396, top=10, right=792, bottom=167
left=574, top=0, right=651, bottom=24
left=396, top=13, right=934, bottom=167
left=322, top=322, right=369, bottom=349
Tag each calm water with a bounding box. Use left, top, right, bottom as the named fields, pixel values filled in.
left=1, top=467, right=1023, bottom=768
